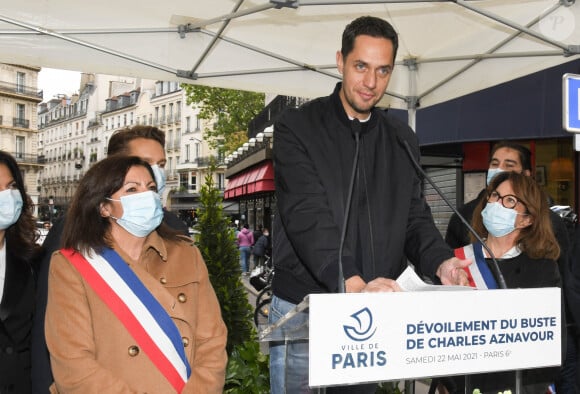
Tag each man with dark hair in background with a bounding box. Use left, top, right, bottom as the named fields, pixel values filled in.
left=31, top=125, right=189, bottom=393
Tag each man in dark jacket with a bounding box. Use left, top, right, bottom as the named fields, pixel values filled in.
left=31, top=125, right=189, bottom=393
left=269, top=16, right=470, bottom=394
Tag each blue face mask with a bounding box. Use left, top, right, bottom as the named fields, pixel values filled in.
left=486, top=168, right=505, bottom=186
left=107, top=191, right=163, bottom=237
left=0, top=189, right=22, bottom=230
left=150, top=165, right=166, bottom=195
left=481, top=202, right=519, bottom=237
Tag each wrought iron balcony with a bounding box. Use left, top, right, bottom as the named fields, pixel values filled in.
left=0, top=81, right=43, bottom=99
left=13, top=117, right=30, bottom=128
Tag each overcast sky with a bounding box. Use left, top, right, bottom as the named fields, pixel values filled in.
left=38, top=68, right=81, bottom=102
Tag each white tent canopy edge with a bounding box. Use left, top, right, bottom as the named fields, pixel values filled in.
left=0, top=0, right=579, bottom=117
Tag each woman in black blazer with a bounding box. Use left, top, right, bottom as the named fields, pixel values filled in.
left=0, top=151, right=41, bottom=393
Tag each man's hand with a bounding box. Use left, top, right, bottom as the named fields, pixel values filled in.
left=362, top=277, right=402, bottom=293
left=345, top=275, right=366, bottom=293
left=345, top=275, right=402, bottom=293
left=436, top=257, right=471, bottom=286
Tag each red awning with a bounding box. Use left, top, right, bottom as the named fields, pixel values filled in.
left=224, top=161, right=274, bottom=200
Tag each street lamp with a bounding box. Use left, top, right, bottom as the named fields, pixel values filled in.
left=48, top=197, right=54, bottom=225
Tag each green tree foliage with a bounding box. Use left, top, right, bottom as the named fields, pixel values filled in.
left=224, top=340, right=270, bottom=394
left=196, top=171, right=270, bottom=393
left=181, top=84, right=265, bottom=155
left=196, top=171, right=254, bottom=352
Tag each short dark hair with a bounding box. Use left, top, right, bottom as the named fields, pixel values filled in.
left=489, top=141, right=532, bottom=172
left=107, top=125, right=166, bottom=156
left=62, top=155, right=178, bottom=255
left=341, top=16, right=399, bottom=62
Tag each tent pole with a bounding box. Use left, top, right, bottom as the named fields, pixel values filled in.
left=0, top=14, right=177, bottom=75
left=404, top=58, right=418, bottom=131
left=456, top=0, right=575, bottom=54
left=417, top=1, right=562, bottom=103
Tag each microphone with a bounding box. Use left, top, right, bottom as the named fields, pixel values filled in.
left=337, top=120, right=362, bottom=293
left=397, top=135, right=508, bottom=290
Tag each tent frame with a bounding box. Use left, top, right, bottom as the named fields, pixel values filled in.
left=0, top=0, right=577, bottom=123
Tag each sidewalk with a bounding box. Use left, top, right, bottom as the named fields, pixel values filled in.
left=241, top=273, right=258, bottom=297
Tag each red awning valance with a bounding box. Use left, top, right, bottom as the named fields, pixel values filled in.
left=224, top=161, right=274, bottom=200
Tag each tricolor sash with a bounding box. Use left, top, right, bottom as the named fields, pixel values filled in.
left=454, top=242, right=498, bottom=290
left=61, top=247, right=191, bottom=393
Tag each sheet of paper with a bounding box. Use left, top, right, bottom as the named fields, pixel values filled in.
left=396, top=266, right=474, bottom=292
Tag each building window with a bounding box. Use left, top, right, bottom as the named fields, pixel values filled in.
left=196, top=117, right=201, bottom=131
left=167, top=131, right=173, bottom=149
left=16, top=72, right=25, bottom=93
left=185, top=116, right=191, bottom=132
left=179, top=173, right=187, bottom=189
left=185, top=145, right=190, bottom=162
left=16, top=103, right=25, bottom=120
left=15, top=136, right=25, bottom=159
left=190, top=175, right=197, bottom=191
left=218, top=173, right=225, bottom=190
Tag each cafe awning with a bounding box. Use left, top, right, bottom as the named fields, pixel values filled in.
left=224, top=161, right=274, bottom=200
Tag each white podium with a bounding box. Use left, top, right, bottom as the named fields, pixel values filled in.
left=260, top=288, right=562, bottom=392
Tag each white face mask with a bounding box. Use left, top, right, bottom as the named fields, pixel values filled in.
left=150, top=164, right=166, bottom=195
left=481, top=202, right=520, bottom=237
left=0, top=189, right=22, bottom=230
left=486, top=168, right=505, bottom=186
left=107, top=191, right=163, bottom=237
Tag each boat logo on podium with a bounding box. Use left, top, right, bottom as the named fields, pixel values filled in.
left=343, top=307, right=377, bottom=342
left=332, top=306, right=388, bottom=370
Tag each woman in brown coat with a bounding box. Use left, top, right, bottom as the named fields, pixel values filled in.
left=45, top=155, right=227, bottom=393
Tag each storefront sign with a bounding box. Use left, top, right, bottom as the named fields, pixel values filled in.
left=563, top=73, right=580, bottom=132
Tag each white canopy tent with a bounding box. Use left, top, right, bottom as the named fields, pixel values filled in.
left=1, top=0, right=580, bottom=127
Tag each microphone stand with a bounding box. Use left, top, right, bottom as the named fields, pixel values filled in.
left=337, top=123, right=361, bottom=293
left=398, top=138, right=507, bottom=290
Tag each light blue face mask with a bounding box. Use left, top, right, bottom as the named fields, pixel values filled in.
left=0, top=189, right=22, bottom=230
left=481, top=202, right=519, bottom=237
left=107, top=191, right=163, bottom=237
left=486, top=168, right=505, bottom=186
left=150, top=164, right=166, bottom=195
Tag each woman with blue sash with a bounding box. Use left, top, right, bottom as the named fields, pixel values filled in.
left=453, top=171, right=562, bottom=394
left=45, top=155, right=227, bottom=393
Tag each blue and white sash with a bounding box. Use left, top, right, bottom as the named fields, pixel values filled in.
left=455, top=242, right=499, bottom=289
